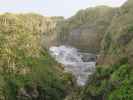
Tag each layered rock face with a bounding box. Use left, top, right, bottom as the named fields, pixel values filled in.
left=56, top=6, right=116, bottom=53
left=66, top=0, right=133, bottom=100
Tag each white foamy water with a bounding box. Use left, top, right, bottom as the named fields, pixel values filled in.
left=49, top=45, right=96, bottom=86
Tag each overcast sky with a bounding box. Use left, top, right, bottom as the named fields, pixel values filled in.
left=0, top=0, right=127, bottom=18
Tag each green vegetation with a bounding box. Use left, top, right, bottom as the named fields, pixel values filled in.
left=67, top=62, right=133, bottom=100
left=0, top=13, right=73, bottom=100
left=61, top=0, right=133, bottom=100
left=0, top=53, right=74, bottom=100
left=0, top=0, right=133, bottom=100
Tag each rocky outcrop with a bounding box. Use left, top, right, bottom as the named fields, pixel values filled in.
left=64, top=0, right=133, bottom=100
left=56, top=6, right=116, bottom=53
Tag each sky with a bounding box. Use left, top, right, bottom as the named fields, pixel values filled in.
left=0, top=0, right=127, bottom=18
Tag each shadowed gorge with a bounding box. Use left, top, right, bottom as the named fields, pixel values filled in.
left=55, top=6, right=116, bottom=53
left=0, top=0, right=133, bottom=100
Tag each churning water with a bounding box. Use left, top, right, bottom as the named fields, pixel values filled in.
left=49, top=45, right=96, bottom=86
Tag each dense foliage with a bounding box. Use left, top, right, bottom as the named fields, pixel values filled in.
left=0, top=0, right=133, bottom=100
left=63, top=0, right=133, bottom=100
left=0, top=13, right=73, bottom=100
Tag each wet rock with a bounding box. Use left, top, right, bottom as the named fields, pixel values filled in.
left=49, top=45, right=96, bottom=86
